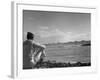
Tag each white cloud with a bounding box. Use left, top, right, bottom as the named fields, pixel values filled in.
left=39, top=26, right=49, bottom=30
left=37, top=28, right=74, bottom=43
left=23, top=27, right=90, bottom=44
left=73, top=33, right=91, bottom=41
left=38, top=28, right=65, bottom=38
left=38, top=27, right=90, bottom=43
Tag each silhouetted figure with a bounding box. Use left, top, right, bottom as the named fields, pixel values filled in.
left=23, top=32, right=46, bottom=69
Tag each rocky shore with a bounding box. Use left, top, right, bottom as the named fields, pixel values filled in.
left=23, top=60, right=91, bottom=69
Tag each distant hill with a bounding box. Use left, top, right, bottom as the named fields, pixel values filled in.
left=44, top=40, right=91, bottom=46
left=81, top=43, right=91, bottom=46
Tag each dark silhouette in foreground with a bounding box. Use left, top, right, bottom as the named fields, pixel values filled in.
left=23, top=32, right=46, bottom=69
left=23, top=60, right=91, bottom=69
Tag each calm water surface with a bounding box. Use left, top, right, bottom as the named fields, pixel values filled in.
left=45, top=44, right=91, bottom=63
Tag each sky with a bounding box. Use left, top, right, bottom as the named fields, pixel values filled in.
left=23, top=10, right=91, bottom=44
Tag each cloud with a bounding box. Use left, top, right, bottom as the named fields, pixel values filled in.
left=37, top=27, right=90, bottom=43
left=39, top=26, right=49, bottom=30
left=23, top=26, right=90, bottom=44
left=38, top=28, right=65, bottom=38
left=73, top=32, right=91, bottom=41
left=37, top=28, right=74, bottom=43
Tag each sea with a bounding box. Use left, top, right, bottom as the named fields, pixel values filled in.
left=45, top=44, right=91, bottom=63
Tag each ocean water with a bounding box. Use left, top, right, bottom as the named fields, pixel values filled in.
left=45, top=44, right=91, bottom=63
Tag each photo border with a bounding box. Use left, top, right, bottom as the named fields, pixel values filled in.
left=11, top=1, right=97, bottom=78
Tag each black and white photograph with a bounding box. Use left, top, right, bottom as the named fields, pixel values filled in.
left=23, top=10, right=91, bottom=69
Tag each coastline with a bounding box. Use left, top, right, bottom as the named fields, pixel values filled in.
left=23, top=60, right=91, bottom=69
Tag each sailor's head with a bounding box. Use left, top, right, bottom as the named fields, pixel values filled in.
left=27, top=32, right=34, bottom=40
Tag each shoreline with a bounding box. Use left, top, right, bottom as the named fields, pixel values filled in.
left=23, top=60, right=91, bottom=69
